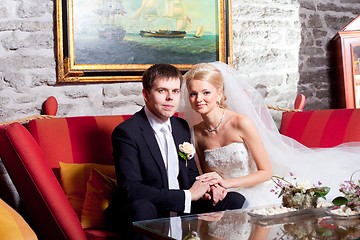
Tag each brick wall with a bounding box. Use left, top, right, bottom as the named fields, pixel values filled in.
left=0, top=0, right=359, bottom=124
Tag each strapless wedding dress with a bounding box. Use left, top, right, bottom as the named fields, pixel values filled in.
left=203, top=142, right=283, bottom=239
left=204, top=142, right=281, bottom=208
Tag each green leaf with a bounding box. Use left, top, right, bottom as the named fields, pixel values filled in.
left=321, top=229, right=333, bottom=237
left=178, top=151, right=187, bottom=160
left=278, top=188, right=284, bottom=198
left=315, top=187, right=330, bottom=198
left=332, top=196, right=348, bottom=206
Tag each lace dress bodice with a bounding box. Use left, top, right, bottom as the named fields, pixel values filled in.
left=204, top=142, right=257, bottom=179
left=203, top=142, right=281, bottom=209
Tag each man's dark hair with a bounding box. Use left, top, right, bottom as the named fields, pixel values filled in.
left=142, top=64, right=183, bottom=91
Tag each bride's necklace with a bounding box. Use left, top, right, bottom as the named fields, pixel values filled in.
left=205, top=109, right=226, bottom=133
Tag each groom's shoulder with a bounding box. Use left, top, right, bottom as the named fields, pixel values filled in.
left=171, top=115, right=190, bottom=129
left=113, top=110, right=143, bottom=132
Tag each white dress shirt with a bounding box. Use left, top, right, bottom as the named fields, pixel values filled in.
left=144, top=107, right=191, bottom=213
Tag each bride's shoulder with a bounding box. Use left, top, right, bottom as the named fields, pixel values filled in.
left=227, top=110, right=247, bottom=121
left=227, top=110, right=253, bottom=128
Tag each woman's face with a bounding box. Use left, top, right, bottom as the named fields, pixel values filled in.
left=187, top=79, right=221, bottom=114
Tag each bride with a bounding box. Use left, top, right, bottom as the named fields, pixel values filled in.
left=180, top=61, right=360, bottom=208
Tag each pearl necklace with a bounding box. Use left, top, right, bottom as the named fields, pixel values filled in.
left=205, top=109, right=226, bottom=133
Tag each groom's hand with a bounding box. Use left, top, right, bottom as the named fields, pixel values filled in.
left=196, top=172, right=228, bottom=188
left=189, top=180, right=210, bottom=201
left=209, top=185, right=227, bottom=206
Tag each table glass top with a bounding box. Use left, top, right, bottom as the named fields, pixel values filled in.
left=133, top=206, right=360, bottom=240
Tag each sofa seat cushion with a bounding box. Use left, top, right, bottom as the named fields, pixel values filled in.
left=85, top=229, right=122, bottom=240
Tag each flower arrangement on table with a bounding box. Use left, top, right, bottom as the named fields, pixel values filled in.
left=271, top=172, right=330, bottom=209
left=331, top=170, right=360, bottom=216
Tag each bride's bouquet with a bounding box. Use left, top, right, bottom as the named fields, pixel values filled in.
left=271, top=173, right=330, bottom=209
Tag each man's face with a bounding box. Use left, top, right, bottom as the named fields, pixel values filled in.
left=143, top=77, right=181, bottom=122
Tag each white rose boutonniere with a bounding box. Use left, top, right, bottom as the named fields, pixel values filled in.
left=179, top=142, right=195, bottom=167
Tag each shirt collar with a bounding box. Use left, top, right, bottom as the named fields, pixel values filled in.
left=144, top=106, right=172, bottom=133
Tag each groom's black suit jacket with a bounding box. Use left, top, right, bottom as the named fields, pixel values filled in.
left=112, top=108, right=199, bottom=216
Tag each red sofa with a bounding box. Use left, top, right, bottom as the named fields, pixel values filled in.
left=1, top=94, right=360, bottom=240
left=280, top=108, right=360, bottom=147
left=0, top=115, right=131, bottom=240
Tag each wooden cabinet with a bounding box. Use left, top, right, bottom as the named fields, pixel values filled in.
left=333, top=15, right=360, bottom=108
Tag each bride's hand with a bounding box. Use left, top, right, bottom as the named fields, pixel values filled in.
left=196, top=172, right=228, bottom=188
left=210, top=185, right=227, bottom=206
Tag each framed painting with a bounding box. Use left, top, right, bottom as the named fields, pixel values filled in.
left=55, top=0, right=233, bottom=83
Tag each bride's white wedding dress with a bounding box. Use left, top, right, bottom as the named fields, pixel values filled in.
left=204, top=142, right=280, bottom=208
left=182, top=61, right=360, bottom=208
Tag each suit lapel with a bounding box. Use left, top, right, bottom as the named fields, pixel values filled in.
left=137, top=109, right=169, bottom=188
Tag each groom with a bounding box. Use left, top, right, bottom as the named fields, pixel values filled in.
left=108, top=64, right=245, bottom=238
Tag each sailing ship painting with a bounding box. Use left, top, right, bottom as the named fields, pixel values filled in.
left=194, top=25, right=205, bottom=38
left=72, top=0, right=225, bottom=66
left=94, top=0, right=127, bottom=40
left=132, top=0, right=192, bottom=38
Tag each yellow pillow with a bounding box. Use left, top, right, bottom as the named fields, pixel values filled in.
left=59, top=162, right=115, bottom=219
left=0, top=198, right=37, bottom=240
left=80, top=168, right=117, bottom=229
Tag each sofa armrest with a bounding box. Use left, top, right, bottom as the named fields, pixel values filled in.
left=0, top=123, right=86, bottom=240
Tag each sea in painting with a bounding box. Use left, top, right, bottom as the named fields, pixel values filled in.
left=72, top=0, right=219, bottom=65
left=74, top=33, right=218, bottom=64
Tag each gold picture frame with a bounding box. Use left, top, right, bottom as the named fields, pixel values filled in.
left=55, top=0, right=233, bottom=83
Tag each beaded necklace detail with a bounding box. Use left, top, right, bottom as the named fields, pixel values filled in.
left=205, top=109, right=225, bottom=133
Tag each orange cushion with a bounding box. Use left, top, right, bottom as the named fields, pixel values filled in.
left=0, top=198, right=37, bottom=240
left=59, top=162, right=116, bottom=219
left=81, top=169, right=117, bottom=229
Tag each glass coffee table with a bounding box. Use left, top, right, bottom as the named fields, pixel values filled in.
left=133, top=206, right=360, bottom=239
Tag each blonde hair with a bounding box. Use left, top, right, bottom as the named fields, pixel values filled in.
left=184, top=63, right=227, bottom=108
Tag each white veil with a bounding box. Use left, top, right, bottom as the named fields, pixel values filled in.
left=180, top=61, right=360, bottom=199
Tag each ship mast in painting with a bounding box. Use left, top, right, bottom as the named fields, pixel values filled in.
left=95, top=0, right=127, bottom=40
left=133, top=0, right=191, bottom=38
